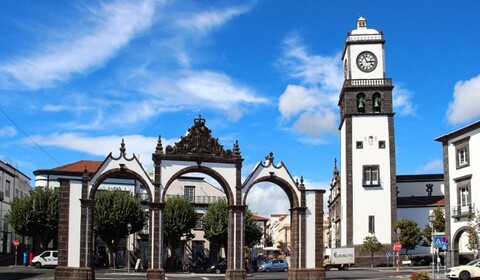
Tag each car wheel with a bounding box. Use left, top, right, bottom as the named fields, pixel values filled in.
left=265, top=268, right=270, bottom=272
left=215, top=268, right=221, bottom=274
left=283, top=267, right=288, bottom=272
left=459, top=271, right=470, bottom=280
left=35, top=262, right=42, bottom=269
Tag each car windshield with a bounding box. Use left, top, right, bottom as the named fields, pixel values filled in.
left=466, top=259, right=480, bottom=266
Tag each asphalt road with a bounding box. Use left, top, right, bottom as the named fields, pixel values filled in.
left=0, top=266, right=448, bottom=280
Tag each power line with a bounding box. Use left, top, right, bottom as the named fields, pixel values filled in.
left=0, top=106, right=62, bottom=165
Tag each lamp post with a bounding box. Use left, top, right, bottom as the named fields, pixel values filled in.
left=127, top=223, right=132, bottom=274
left=396, top=228, right=401, bottom=273
left=428, top=212, right=435, bottom=278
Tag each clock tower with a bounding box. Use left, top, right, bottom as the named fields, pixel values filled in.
left=338, top=17, right=397, bottom=247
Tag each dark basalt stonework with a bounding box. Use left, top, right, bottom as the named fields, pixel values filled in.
left=165, top=115, right=240, bottom=158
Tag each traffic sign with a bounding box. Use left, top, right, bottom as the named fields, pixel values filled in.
left=385, top=251, right=390, bottom=259
left=13, top=240, right=20, bottom=247
left=393, top=242, right=402, bottom=251
left=434, top=236, right=447, bottom=248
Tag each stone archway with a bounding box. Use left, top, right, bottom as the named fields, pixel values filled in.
left=54, top=115, right=325, bottom=280
left=55, top=140, right=156, bottom=280
left=448, top=226, right=477, bottom=266
left=242, top=152, right=325, bottom=280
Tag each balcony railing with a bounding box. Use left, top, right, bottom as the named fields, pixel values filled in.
left=346, top=34, right=383, bottom=42
left=343, top=78, right=392, bottom=87
left=165, top=194, right=225, bottom=204
left=451, top=202, right=475, bottom=218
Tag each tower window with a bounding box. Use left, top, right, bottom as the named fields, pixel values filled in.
left=373, top=93, right=381, bottom=113
left=378, top=141, right=386, bottom=149
left=356, top=141, right=363, bottom=149
left=368, top=215, right=375, bottom=234
left=363, top=165, right=380, bottom=186
left=357, top=93, right=366, bottom=113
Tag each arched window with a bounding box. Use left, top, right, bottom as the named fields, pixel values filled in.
left=357, top=93, right=366, bottom=112
left=373, top=92, right=381, bottom=113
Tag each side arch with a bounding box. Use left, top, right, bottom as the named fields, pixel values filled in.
left=88, top=167, right=153, bottom=201
left=450, top=225, right=476, bottom=265
left=242, top=175, right=299, bottom=209
left=161, top=165, right=234, bottom=205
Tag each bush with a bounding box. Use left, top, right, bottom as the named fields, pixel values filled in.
left=409, top=272, right=431, bottom=280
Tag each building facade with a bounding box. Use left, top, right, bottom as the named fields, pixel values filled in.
left=436, top=120, right=480, bottom=266
left=0, top=160, right=31, bottom=255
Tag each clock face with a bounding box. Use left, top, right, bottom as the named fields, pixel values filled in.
left=356, top=51, right=378, bottom=72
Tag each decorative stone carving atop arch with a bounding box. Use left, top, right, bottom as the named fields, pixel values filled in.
left=89, top=139, right=154, bottom=200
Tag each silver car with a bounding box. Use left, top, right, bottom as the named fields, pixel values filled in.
left=258, top=259, right=288, bottom=272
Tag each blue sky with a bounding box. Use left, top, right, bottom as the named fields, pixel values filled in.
left=1, top=1, right=480, bottom=217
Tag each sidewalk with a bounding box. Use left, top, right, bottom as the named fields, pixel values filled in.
left=375, top=266, right=448, bottom=279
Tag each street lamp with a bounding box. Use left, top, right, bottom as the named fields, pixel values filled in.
left=396, top=228, right=401, bottom=273
left=428, top=212, right=436, bottom=278
left=127, top=223, right=132, bottom=274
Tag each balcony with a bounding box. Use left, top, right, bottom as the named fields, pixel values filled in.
left=165, top=194, right=225, bottom=205
left=451, top=202, right=475, bottom=219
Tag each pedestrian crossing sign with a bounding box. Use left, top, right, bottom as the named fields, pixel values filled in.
left=434, top=236, right=447, bottom=248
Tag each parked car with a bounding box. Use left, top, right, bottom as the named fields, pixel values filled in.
left=258, top=259, right=288, bottom=272
left=31, top=250, right=58, bottom=268
left=446, top=259, right=480, bottom=280
left=209, top=260, right=227, bottom=274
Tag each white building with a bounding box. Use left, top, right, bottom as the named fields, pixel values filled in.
left=436, top=120, right=480, bottom=266
left=0, top=160, right=32, bottom=254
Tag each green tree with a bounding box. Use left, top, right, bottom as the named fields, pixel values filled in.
left=5, top=187, right=59, bottom=250
left=421, top=207, right=445, bottom=246
left=163, top=195, right=197, bottom=270
left=203, top=200, right=263, bottom=262
left=94, top=189, right=147, bottom=267
left=203, top=199, right=228, bottom=262
left=360, top=235, right=384, bottom=267
left=394, top=218, right=422, bottom=255
left=244, top=209, right=264, bottom=249
left=466, top=227, right=479, bottom=259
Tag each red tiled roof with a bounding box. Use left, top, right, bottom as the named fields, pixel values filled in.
left=52, top=160, right=102, bottom=173
left=251, top=213, right=269, bottom=221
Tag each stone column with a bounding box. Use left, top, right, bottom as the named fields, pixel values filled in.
left=55, top=179, right=94, bottom=280
left=225, top=205, right=247, bottom=280
left=147, top=202, right=165, bottom=280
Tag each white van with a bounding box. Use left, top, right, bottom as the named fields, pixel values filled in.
left=31, top=250, right=58, bottom=268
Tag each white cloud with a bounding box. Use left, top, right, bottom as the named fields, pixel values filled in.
left=145, top=70, right=269, bottom=120
left=175, top=4, right=253, bottom=35
left=293, top=109, right=338, bottom=138
left=415, top=159, right=443, bottom=173
left=0, top=126, right=17, bottom=137
left=279, top=85, right=321, bottom=119
left=0, top=0, right=156, bottom=89
left=279, top=33, right=343, bottom=89
left=447, top=75, right=480, bottom=125
left=246, top=183, right=291, bottom=218
left=393, top=85, right=416, bottom=116
left=277, top=34, right=342, bottom=139
left=29, top=133, right=162, bottom=171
